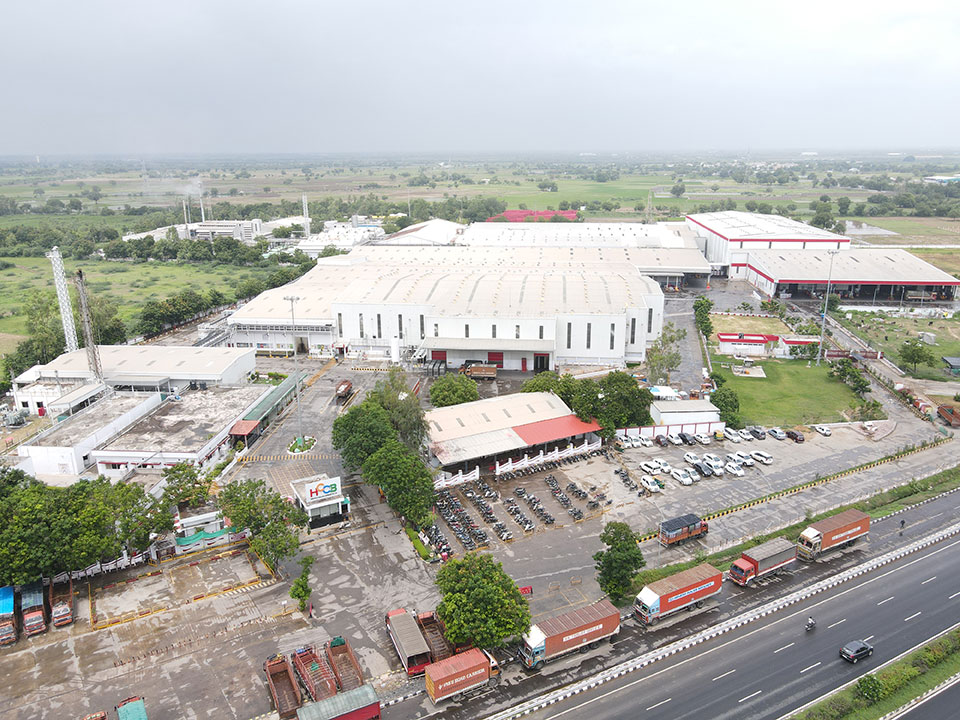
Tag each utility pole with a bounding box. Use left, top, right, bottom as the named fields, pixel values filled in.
left=284, top=295, right=305, bottom=446
left=815, top=250, right=839, bottom=367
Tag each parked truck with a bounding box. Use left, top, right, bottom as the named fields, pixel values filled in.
left=386, top=608, right=432, bottom=676
left=326, top=636, right=364, bottom=691
left=797, top=509, right=870, bottom=561
left=0, top=586, right=17, bottom=646
left=519, top=598, right=621, bottom=670
left=265, top=654, right=302, bottom=720
left=416, top=611, right=455, bottom=662
left=938, top=405, right=960, bottom=428
left=658, top=513, right=709, bottom=547
left=49, top=576, right=74, bottom=627
left=425, top=648, right=500, bottom=704
left=292, top=646, right=338, bottom=702
left=459, top=362, right=497, bottom=380
left=634, top=563, right=723, bottom=625
left=115, top=697, right=148, bottom=720
left=20, top=580, right=48, bottom=637
left=335, top=381, right=354, bottom=405
left=296, top=684, right=381, bottom=720
left=729, top=537, right=797, bottom=587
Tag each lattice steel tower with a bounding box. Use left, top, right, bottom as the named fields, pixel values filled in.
left=45, top=246, right=79, bottom=353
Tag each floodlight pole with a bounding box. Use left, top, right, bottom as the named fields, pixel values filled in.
left=815, top=250, right=839, bottom=366
left=284, top=295, right=304, bottom=444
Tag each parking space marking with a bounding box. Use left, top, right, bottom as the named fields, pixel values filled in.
left=864, top=635, right=875, bottom=642
left=949, top=591, right=960, bottom=600
left=646, top=698, right=672, bottom=711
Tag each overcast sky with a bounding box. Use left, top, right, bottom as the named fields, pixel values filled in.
left=3, top=1, right=958, bottom=156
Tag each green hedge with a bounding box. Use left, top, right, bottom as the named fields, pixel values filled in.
left=405, top=526, right=431, bottom=561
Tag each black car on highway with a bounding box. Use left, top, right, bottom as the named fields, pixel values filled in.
left=840, top=640, right=874, bottom=663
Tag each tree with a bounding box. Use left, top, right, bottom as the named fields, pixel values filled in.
left=709, top=371, right=726, bottom=387
left=593, top=522, right=646, bottom=604
left=217, top=479, right=307, bottom=571
left=899, top=338, right=935, bottom=373
left=289, top=555, right=314, bottom=612
left=366, top=367, right=427, bottom=451
left=711, top=385, right=743, bottom=428
left=331, top=401, right=396, bottom=470
left=836, top=196, right=852, bottom=215
left=435, top=554, right=531, bottom=648
left=161, top=463, right=212, bottom=508
left=670, top=182, right=686, bottom=197
left=361, top=439, right=435, bottom=527
left=645, top=322, right=686, bottom=384
left=693, top=295, right=714, bottom=336
left=826, top=293, right=841, bottom=312
left=744, top=200, right=758, bottom=212
left=429, top=373, right=479, bottom=407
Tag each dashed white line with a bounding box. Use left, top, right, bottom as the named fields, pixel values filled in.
left=922, top=576, right=937, bottom=585
left=739, top=690, right=762, bottom=703
left=905, top=612, right=922, bottom=621
left=774, top=643, right=795, bottom=654
left=949, top=591, right=960, bottom=600
left=864, top=635, right=875, bottom=642
left=877, top=596, right=895, bottom=605
left=827, top=618, right=847, bottom=629
left=712, top=669, right=737, bottom=681
left=801, top=662, right=822, bottom=673
left=646, top=698, right=672, bottom=711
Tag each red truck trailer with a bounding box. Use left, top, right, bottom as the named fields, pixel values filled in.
left=295, top=684, right=381, bottom=720
left=50, top=576, right=74, bottom=627
left=385, top=608, right=432, bottom=676
left=634, top=563, right=722, bottom=625
left=425, top=648, right=500, bottom=704
left=519, top=598, right=621, bottom=670
left=292, top=646, right=338, bottom=702
left=729, top=537, right=797, bottom=587
left=416, top=611, right=455, bottom=662
left=265, top=654, right=302, bottom=719
left=336, top=381, right=354, bottom=405
left=326, top=636, right=364, bottom=691
left=938, top=405, right=960, bottom=427
left=797, top=509, right=870, bottom=561
left=20, top=580, right=48, bottom=637
left=658, top=514, right=709, bottom=547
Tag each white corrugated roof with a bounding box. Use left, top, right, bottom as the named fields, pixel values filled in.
left=747, top=248, right=959, bottom=285
left=427, top=392, right=569, bottom=442
left=687, top=211, right=849, bottom=242
left=651, top=399, right=719, bottom=414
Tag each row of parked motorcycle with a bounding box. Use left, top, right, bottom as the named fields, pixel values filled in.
left=435, top=489, right=488, bottom=551
left=615, top=467, right=638, bottom=492
left=496, top=448, right=609, bottom=481
left=503, top=497, right=537, bottom=532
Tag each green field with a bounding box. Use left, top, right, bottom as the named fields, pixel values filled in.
left=0, top=258, right=274, bottom=336
left=713, top=359, right=866, bottom=426
left=908, top=248, right=960, bottom=276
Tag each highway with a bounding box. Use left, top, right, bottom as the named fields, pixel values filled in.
left=890, top=674, right=960, bottom=719
left=527, top=534, right=960, bottom=720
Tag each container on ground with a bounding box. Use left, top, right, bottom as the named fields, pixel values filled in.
left=634, top=563, right=723, bottom=625
left=265, top=653, right=303, bottom=719
left=519, top=598, right=621, bottom=670
left=326, top=636, right=364, bottom=691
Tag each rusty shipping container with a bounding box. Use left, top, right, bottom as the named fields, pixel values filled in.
left=424, top=648, right=499, bottom=703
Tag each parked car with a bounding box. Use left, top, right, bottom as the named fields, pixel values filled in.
left=725, top=462, right=744, bottom=477
left=670, top=468, right=694, bottom=486
left=702, top=454, right=725, bottom=475
left=732, top=450, right=755, bottom=466
left=840, top=640, right=873, bottom=664
left=640, top=475, right=661, bottom=493
left=640, top=461, right=660, bottom=474
left=694, top=433, right=711, bottom=445
left=637, top=435, right=653, bottom=447
left=723, top=427, right=742, bottom=443
left=768, top=427, right=787, bottom=440
left=676, top=431, right=696, bottom=445
left=657, top=460, right=673, bottom=474
left=693, top=461, right=714, bottom=478
left=814, top=425, right=832, bottom=437
left=751, top=450, right=774, bottom=465
left=683, top=452, right=700, bottom=466
left=738, top=428, right=754, bottom=441
left=654, top=435, right=669, bottom=447
left=667, top=433, right=684, bottom=446
left=712, top=430, right=726, bottom=442
left=749, top=426, right=767, bottom=440
left=702, top=453, right=723, bottom=466
left=785, top=429, right=805, bottom=443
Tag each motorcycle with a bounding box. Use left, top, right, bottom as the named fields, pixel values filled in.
left=805, top=619, right=816, bottom=632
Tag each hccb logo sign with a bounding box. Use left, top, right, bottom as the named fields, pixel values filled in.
left=306, top=481, right=339, bottom=499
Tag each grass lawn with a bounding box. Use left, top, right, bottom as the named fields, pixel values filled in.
left=833, top=311, right=960, bottom=381
left=711, top=313, right=792, bottom=336
left=0, top=331, right=27, bottom=355
left=712, top=358, right=865, bottom=426
left=908, top=248, right=960, bottom=276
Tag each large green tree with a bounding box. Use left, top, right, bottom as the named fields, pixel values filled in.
left=898, top=338, right=936, bottom=373
left=161, top=462, right=212, bottom=508
left=645, top=322, right=686, bottom=384
left=361, top=439, right=435, bottom=527
left=593, top=522, right=646, bottom=604
left=711, top=385, right=744, bottom=428
left=429, top=373, right=479, bottom=407
left=436, top=554, right=531, bottom=648
left=217, top=479, right=307, bottom=571
left=366, top=367, right=427, bottom=450
left=331, top=401, right=396, bottom=470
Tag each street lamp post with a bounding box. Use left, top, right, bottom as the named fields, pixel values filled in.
left=815, top=250, right=839, bottom=367
left=284, top=295, right=305, bottom=446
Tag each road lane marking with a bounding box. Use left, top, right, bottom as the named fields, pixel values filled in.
left=646, top=698, right=671, bottom=711
left=801, top=662, right=821, bottom=673
left=905, top=612, right=922, bottom=621
left=827, top=619, right=846, bottom=629
left=864, top=635, right=875, bottom=642
left=739, top=690, right=762, bottom=703
left=877, top=596, right=894, bottom=605
left=949, top=591, right=960, bottom=600
left=774, top=643, right=794, bottom=654
left=712, top=669, right=736, bottom=681
left=921, top=576, right=937, bottom=585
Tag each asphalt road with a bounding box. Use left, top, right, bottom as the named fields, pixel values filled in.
left=525, top=532, right=960, bottom=720
left=892, top=673, right=960, bottom=719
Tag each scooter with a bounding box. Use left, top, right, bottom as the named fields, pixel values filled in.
left=805, top=619, right=816, bottom=632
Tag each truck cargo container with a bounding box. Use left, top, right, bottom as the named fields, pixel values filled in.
left=729, top=537, right=797, bottom=587
left=519, top=598, right=620, bottom=670
left=634, top=563, right=722, bottom=625
left=658, top=513, right=709, bottom=547
left=115, top=697, right=148, bottom=720
left=336, top=381, right=354, bottom=404
left=0, top=586, right=17, bottom=646
left=425, top=648, right=500, bottom=704
left=292, top=646, right=338, bottom=702
left=296, top=684, right=381, bottom=720
left=459, top=363, right=497, bottom=380
left=20, top=580, right=48, bottom=637
left=938, top=405, right=960, bottom=427
left=265, top=654, right=302, bottom=719
left=326, top=636, right=364, bottom=691
left=386, top=608, right=432, bottom=676
left=797, top=509, right=870, bottom=561
left=49, top=576, right=74, bottom=627
left=416, top=611, right=454, bottom=662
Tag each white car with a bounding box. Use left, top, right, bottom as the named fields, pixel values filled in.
left=706, top=459, right=725, bottom=475
left=671, top=468, right=694, bottom=486
left=751, top=450, right=774, bottom=465
left=731, top=451, right=755, bottom=467
left=637, top=435, right=654, bottom=447
left=683, top=451, right=700, bottom=466
left=738, top=428, right=754, bottom=441
left=723, top=427, right=742, bottom=443
left=724, top=462, right=744, bottom=477
left=694, top=433, right=711, bottom=445
left=814, top=425, right=832, bottom=437
left=641, top=474, right=661, bottom=493
left=657, top=460, right=673, bottom=474
left=703, top=453, right=723, bottom=466
left=768, top=427, right=787, bottom=441
left=667, top=433, right=684, bottom=446
left=639, top=461, right=660, bottom=474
